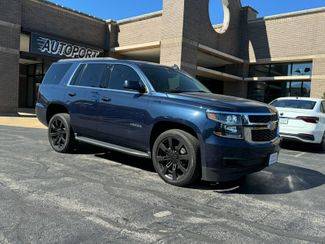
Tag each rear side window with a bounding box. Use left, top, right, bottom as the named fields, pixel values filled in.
left=270, top=99, right=316, bottom=110
left=42, top=63, right=72, bottom=85
left=71, top=63, right=111, bottom=88
left=108, top=64, right=141, bottom=90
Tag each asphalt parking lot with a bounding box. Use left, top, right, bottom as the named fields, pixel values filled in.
left=0, top=124, right=324, bottom=243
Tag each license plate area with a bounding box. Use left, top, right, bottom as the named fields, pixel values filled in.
left=279, top=118, right=288, bottom=124
left=268, top=152, right=279, bottom=166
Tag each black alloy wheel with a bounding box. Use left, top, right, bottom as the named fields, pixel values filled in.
left=153, top=129, right=200, bottom=186
left=48, top=113, right=75, bottom=153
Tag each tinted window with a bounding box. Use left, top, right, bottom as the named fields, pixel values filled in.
left=270, top=100, right=316, bottom=110
left=249, top=64, right=269, bottom=77
left=248, top=62, right=312, bottom=77
left=269, top=63, right=291, bottom=76
left=109, top=64, right=141, bottom=90
left=140, top=64, right=210, bottom=93
left=42, top=63, right=72, bottom=85
left=72, top=63, right=110, bottom=88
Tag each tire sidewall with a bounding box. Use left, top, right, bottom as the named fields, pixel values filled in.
left=152, top=129, right=199, bottom=186
left=48, top=113, right=72, bottom=153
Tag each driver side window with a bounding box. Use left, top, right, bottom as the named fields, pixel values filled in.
left=108, top=64, right=142, bottom=91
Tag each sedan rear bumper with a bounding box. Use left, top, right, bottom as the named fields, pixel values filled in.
left=280, top=131, right=323, bottom=144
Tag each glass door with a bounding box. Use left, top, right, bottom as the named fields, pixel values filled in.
left=23, top=63, right=45, bottom=108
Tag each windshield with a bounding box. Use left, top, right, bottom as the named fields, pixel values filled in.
left=270, top=99, right=316, bottom=110
left=139, top=64, right=210, bottom=93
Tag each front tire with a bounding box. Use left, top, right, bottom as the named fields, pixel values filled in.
left=152, top=129, right=200, bottom=187
left=48, top=113, right=75, bottom=153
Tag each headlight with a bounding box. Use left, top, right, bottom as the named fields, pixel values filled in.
left=206, top=111, right=244, bottom=139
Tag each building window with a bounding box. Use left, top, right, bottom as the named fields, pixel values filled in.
left=249, top=62, right=312, bottom=77
left=248, top=80, right=311, bottom=103
left=269, top=63, right=291, bottom=76
left=292, top=62, right=312, bottom=76
left=249, top=64, right=269, bottom=77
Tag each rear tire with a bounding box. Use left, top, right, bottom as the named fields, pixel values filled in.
left=152, top=129, right=201, bottom=187
left=48, top=113, right=75, bottom=153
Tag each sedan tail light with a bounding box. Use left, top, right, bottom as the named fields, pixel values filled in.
left=296, top=116, right=319, bottom=124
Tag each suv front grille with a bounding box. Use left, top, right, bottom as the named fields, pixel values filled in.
left=248, top=114, right=278, bottom=123
left=251, top=129, right=277, bottom=142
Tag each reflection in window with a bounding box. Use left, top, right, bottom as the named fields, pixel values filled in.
left=302, top=82, right=311, bottom=97
left=292, top=62, right=312, bottom=76
left=269, top=63, right=291, bottom=76
left=290, top=82, right=302, bottom=97
left=248, top=81, right=311, bottom=103
left=249, top=64, right=269, bottom=77
left=249, top=62, right=312, bottom=77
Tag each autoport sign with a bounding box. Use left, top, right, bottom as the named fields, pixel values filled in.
left=30, top=33, right=102, bottom=59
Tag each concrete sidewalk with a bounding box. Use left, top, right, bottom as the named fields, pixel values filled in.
left=0, top=116, right=46, bottom=129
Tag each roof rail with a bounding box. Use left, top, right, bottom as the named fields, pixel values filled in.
left=58, top=57, right=116, bottom=62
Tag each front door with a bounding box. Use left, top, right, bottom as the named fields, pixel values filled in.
left=96, top=64, right=150, bottom=151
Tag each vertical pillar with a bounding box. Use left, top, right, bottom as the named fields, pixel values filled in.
left=0, top=0, right=21, bottom=114
left=160, top=0, right=198, bottom=76
left=311, top=58, right=325, bottom=98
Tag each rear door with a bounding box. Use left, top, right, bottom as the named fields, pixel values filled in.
left=67, top=63, right=111, bottom=139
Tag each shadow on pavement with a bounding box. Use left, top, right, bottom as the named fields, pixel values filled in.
left=234, top=163, right=325, bottom=195
left=73, top=144, right=324, bottom=195
left=280, top=140, right=324, bottom=154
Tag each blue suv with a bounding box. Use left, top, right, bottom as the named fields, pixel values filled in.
left=36, top=58, right=280, bottom=186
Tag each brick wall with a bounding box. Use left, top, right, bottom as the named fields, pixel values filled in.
left=0, top=0, right=21, bottom=114
left=246, top=10, right=325, bottom=61
left=311, top=57, right=325, bottom=98
left=117, top=16, right=162, bottom=47
left=21, top=0, right=108, bottom=49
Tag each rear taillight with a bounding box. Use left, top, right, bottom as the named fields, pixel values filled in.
left=296, top=116, right=319, bottom=124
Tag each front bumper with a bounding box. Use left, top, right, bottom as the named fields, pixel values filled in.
left=201, top=136, right=281, bottom=182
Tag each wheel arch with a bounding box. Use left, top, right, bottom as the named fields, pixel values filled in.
left=149, top=119, right=202, bottom=151
left=46, top=103, right=69, bottom=124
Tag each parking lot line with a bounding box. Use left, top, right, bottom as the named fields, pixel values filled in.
left=294, top=152, right=307, bottom=158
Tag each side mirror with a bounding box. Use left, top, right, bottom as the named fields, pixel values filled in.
left=123, top=80, right=146, bottom=93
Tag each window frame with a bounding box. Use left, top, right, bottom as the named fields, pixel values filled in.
left=249, top=62, right=313, bottom=78
left=107, top=64, right=146, bottom=92
left=69, top=63, right=111, bottom=89
left=42, top=63, right=72, bottom=85
left=67, top=62, right=149, bottom=94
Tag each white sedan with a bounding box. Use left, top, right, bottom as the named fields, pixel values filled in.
left=270, top=97, right=325, bottom=147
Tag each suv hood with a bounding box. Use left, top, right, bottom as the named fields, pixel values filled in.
left=166, top=92, right=275, bottom=113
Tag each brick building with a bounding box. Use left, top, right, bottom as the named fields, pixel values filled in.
left=0, top=0, right=324, bottom=114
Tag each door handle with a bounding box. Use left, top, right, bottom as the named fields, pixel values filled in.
left=68, top=92, right=76, bottom=97
left=101, top=97, right=111, bottom=102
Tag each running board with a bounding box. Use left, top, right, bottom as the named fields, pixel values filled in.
left=75, top=135, right=151, bottom=158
